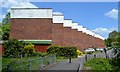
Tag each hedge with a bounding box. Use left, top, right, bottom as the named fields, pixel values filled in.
left=47, top=45, right=77, bottom=58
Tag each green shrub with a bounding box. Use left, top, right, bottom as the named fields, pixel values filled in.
left=76, top=50, right=83, bottom=57
left=110, top=58, right=120, bottom=71
left=47, top=45, right=59, bottom=55
left=84, top=58, right=113, bottom=70
left=3, top=39, right=25, bottom=58
left=38, top=52, right=48, bottom=57
left=84, top=52, right=93, bottom=54
left=31, top=52, right=48, bottom=57
left=47, top=45, right=77, bottom=58
left=24, top=43, right=35, bottom=57
left=3, top=39, right=37, bottom=58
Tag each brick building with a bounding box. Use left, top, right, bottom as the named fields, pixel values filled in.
left=9, top=8, right=105, bottom=52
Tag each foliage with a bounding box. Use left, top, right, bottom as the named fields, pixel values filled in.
left=47, top=45, right=59, bottom=55
left=110, top=58, right=120, bottom=71
left=109, top=31, right=118, bottom=38
left=84, top=58, right=120, bottom=71
left=3, top=39, right=25, bottom=58
left=24, top=43, right=35, bottom=57
left=105, top=31, right=120, bottom=48
left=64, top=46, right=77, bottom=58
left=31, top=52, right=48, bottom=57
left=1, top=23, right=10, bottom=40
left=1, top=12, right=10, bottom=40
left=2, top=12, right=10, bottom=24
left=2, top=55, right=55, bottom=71
left=84, top=58, right=113, bottom=70
left=0, top=23, right=2, bottom=39
left=76, top=49, right=83, bottom=57
left=47, top=45, right=77, bottom=58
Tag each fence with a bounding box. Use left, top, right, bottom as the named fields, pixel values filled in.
left=78, top=49, right=115, bottom=71
left=2, top=54, right=56, bottom=71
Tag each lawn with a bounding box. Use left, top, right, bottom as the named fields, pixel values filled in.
left=2, top=55, right=56, bottom=71
left=84, top=58, right=113, bottom=70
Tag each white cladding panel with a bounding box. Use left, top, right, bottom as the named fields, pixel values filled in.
left=85, top=30, right=92, bottom=35
left=94, top=34, right=100, bottom=38
left=91, top=33, right=104, bottom=40
left=86, top=30, right=94, bottom=36
left=78, top=26, right=86, bottom=33
left=63, top=20, right=72, bottom=27
left=10, top=9, right=52, bottom=18
left=53, top=15, right=64, bottom=23
left=71, top=23, right=78, bottom=29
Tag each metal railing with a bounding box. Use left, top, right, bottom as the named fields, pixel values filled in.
left=2, top=54, right=56, bottom=71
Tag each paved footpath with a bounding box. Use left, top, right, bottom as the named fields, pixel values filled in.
left=43, top=57, right=81, bottom=70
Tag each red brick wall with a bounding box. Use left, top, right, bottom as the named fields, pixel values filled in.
left=96, top=38, right=105, bottom=48
left=10, top=18, right=106, bottom=52
left=63, top=27, right=73, bottom=46
left=77, top=31, right=85, bottom=51
left=52, top=23, right=63, bottom=46
left=71, top=29, right=78, bottom=47
left=34, top=44, right=51, bottom=52
left=87, top=35, right=95, bottom=48
left=10, top=18, right=53, bottom=40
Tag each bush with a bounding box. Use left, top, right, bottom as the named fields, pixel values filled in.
left=76, top=50, right=83, bottom=57
left=84, top=52, right=93, bottom=54
left=3, top=39, right=25, bottom=58
left=110, top=58, right=120, bottom=71
left=31, top=52, right=48, bottom=57
left=47, top=45, right=59, bottom=55
left=47, top=45, right=77, bottom=58
left=84, top=58, right=113, bottom=70
left=24, top=43, right=35, bottom=57
left=3, top=39, right=37, bottom=58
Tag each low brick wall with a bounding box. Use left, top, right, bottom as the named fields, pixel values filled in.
left=0, top=43, right=3, bottom=56
left=34, top=44, right=51, bottom=52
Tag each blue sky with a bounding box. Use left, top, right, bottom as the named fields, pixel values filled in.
left=0, top=1, right=118, bottom=39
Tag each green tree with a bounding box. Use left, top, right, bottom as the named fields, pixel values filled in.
left=24, top=43, right=35, bottom=57
left=3, top=39, right=25, bottom=58
left=109, top=31, right=118, bottom=39
left=117, top=32, right=120, bottom=48
left=2, top=12, right=10, bottom=24
left=0, top=23, right=2, bottom=39
left=104, top=38, right=112, bottom=47
left=1, top=23, right=10, bottom=40
left=105, top=31, right=120, bottom=48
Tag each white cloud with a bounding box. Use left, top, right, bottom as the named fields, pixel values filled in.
left=92, top=27, right=117, bottom=39
left=1, top=0, right=38, bottom=8
left=105, top=9, right=118, bottom=19
left=0, top=0, right=38, bottom=22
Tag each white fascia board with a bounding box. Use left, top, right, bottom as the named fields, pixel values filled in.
left=53, top=12, right=64, bottom=23
left=77, top=25, right=83, bottom=31
left=53, top=12, right=63, bottom=15
left=10, top=8, right=52, bottom=18
left=78, top=26, right=87, bottom=33
left=85, top=30, right=92, bottom=35
left=87, top=30, right=95, bottom=36
left=98, top=35, right=105, bottom=40
left=94, top=34, right=100, bottom=38
left=100, top=36, right=104, bottom=40
left=71, top=23, right=78, bottom=29
left=63, top=20, right=72, bottom=27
